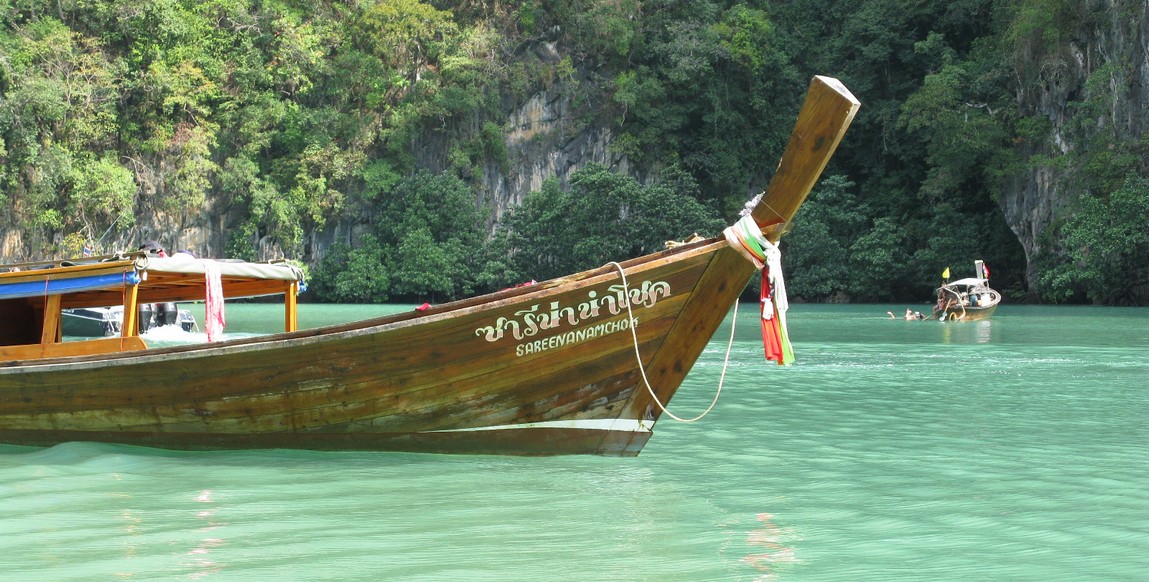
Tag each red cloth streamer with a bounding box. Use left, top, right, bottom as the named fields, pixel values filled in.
left=760, top=270, right=785, bottom=363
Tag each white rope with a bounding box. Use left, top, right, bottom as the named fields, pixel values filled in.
left=607, top=261, right=739, bottom=423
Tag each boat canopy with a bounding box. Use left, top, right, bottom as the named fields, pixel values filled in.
left=0, top=254, right=304, bottom=310
left=0, top=271, right=143, bottom=301
left=1, top=253, right=306, bottom=356
left=944, top=277, right=988, bottom=288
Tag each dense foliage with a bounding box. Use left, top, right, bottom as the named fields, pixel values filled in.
left=1036, top=172, right=1149, bottom=305
left=499, top=163, right=725, bottom=284
left=1, top=0, right=1144, bottom=304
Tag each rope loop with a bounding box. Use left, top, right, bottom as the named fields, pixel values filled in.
left=607, top=261, right=735, bottom=423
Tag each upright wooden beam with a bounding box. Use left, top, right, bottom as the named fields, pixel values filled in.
left=285, top=281, right=298, bottom=332
left=41, top=294, right=62, bottom=344
left=121, top=281, right=140, bottom=337
left=751, top=75, right=861, bottom=242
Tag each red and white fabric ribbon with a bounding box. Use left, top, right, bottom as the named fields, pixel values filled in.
left=723, top=215, right=794, bottom=365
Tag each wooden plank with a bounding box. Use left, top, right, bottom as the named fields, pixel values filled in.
left=0, top=336, right=147, bottom=361
left=0, top=247, right=708, bottom=421
left=0, top=260, right=136, bottom=285
left=40, top=294, right=62, bottom=344
left=0, top=250, right=705, bottom=413
left=0, top=425, right=648, bottom=455
left=625, top=245, right=754, bottom=421
left=121, top=281, right=139, bottom=338
left=753, top=75, right=861, bottom=240
left=631, top=76, right=861, bottom=421
left=20, top=275, right=295, bottom=309
left=285, top=281, right=298, bottom=332
left=136, top=279, right=292, bottom=303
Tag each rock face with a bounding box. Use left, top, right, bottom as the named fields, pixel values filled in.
left=478, top=88, right=632, bottom=217
left=1000, top=0, right=1148, bottom=291
left=45, top=85, right=628, bottom=263
left=307, top=84, right=634, bottom=263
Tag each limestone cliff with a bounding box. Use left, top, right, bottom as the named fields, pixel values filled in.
left=480, top=88, right=632, bottom=217
left=307, top=82, right=633, bottom=263
left=1001, top=0, right=1147, bottom=291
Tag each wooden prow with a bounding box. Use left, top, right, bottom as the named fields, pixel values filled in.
left=750, top=75, right=861, bottom=243
left=630, top=76, right=859, bottom=430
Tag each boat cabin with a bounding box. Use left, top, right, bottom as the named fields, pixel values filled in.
left=0, top=253, right=304, bottom=362
left=938, top=277, right=997, bottom=306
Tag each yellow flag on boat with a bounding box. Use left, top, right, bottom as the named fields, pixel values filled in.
left=942, top=267, right=951, bottom=279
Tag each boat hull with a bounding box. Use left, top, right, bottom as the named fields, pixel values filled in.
left=932, top=304, right=997, bottom=321
left=0, top=241, right=753, bottom=456
left=0, top=424, right=654, bottom=456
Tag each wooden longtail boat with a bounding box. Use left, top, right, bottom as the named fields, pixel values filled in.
left=0, top=76, right=859, bottom=456
left=933, top=260, right=1001, bottom=321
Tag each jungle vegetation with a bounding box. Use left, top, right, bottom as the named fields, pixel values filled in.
left=1, top=0, right=1145, bottom=304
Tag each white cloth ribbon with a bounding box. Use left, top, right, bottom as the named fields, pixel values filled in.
left=723, top=215, right=789, bottom=321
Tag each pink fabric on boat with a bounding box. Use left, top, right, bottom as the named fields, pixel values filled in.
left=203, top=260, right=226, bottom=342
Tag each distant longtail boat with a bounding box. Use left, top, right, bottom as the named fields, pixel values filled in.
left=933, top=260, right=1001, bottom=321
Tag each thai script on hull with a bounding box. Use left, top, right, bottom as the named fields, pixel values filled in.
left=475, top=280, right=672, bottom=343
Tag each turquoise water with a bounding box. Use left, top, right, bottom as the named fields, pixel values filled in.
left=3, top=304, right=1146, bottom=580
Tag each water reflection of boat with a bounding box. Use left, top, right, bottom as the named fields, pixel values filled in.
left=933, top=260, right=1000, bottom=321
left=62, top=304, right=197, bottom=337
left=0, top=76, right=859, bottom=456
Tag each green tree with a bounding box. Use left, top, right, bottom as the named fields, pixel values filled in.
left=358, top=0, right=458, bottom=95
left=0, top=15, right=128, bottom=243
left=569, top=0, right=641, bottom=65
left=632, top=178, right=725, bottom=254
left=501, top=177, right=571, bottom=282
left=785, top=175, right=867, bottom=300
left=846, top=217, right=910, bottom=301
left=388, top=227, right=455, bottom=301
left=310, top=235, right=391, bottom=303
left=369, top=170, right=490, bottom=301
left=68, top=154, right=137, bottom=234
left=0, top=0, right=1135, bottom=306
left=1038, top=173, right=1149, bottom=305
left=502, top=163, right=722, bottom=282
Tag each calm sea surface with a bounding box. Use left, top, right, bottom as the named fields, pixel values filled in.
left=2, top=304, right=1146, bottom=581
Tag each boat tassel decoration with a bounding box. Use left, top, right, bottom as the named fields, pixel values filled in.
left=724, top=214, right=794, bottom=365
